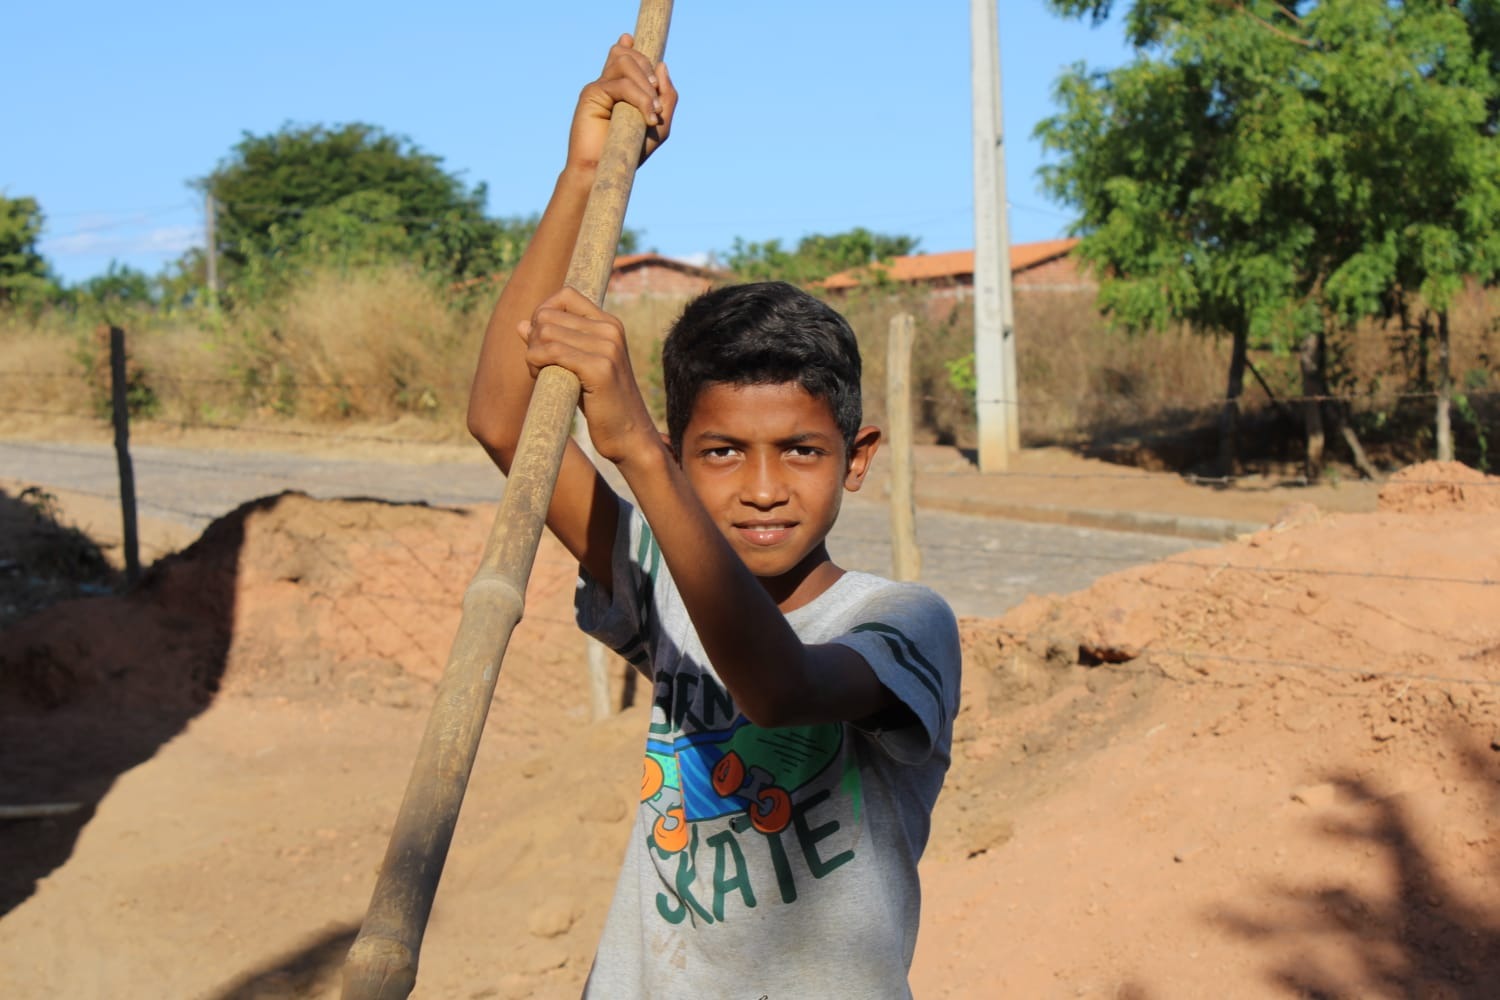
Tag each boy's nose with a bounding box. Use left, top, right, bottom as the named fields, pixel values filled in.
left=740, top=454, right=789, bottom=508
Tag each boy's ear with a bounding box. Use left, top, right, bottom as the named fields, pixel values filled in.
left=843, top=425, right=882, bottom=492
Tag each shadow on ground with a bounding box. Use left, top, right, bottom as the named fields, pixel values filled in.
left=206, top=922, right=361, bottom=1000
left=0, top=492, right=258, bottom=915
left=1210, top=729, right=1500, bottom=997
left=0, top=485, right=118, bottom=631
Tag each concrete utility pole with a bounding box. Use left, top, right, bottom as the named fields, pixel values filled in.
left=970, top=0, right=1020, bottom=470
left=204, top=192, right=219, bottom=310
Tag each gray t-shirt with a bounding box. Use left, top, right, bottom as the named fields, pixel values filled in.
left=576, top=499, right=961, bottom=999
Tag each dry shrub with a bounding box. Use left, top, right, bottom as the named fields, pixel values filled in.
left=820, top=284, right=1230, bottom=450
left=0, top=313, right=82, bottom=414
left=123, top=320, right=235, bottom=422
left=609, top=293, right=698, bottom=423
left=1016, top=290, right=1230, bottom=444
left=226, top=264, right=482, bottom=423
left=816, top=284, right=970, bottom=442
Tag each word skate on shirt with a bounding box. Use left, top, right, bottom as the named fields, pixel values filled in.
left=576, top=498, right=960, bottom=999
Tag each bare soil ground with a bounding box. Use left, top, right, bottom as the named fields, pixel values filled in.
left=1, top=461, right=1497, bottom=999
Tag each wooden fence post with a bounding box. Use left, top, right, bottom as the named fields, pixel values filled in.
left=109, top=326, right=140, bottom=586
left=587, top=638, right=611, bottom=721
left=887, top=313, right=921, bottom=582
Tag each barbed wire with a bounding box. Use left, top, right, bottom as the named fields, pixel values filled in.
left=0, top=408, right=467, bottom=451
left=0, top=440, right=501, bottom=508
left=962, top=387, right=1500, bottom=407
left=6, top=441, right=1496, bottom=699
left=5, top=366, right=1497, bottom=410
left=7, top=437, right=1499, bottom=594
left=911, top=539, right=1500, bottom=587
left=3, top=419, right=1490, bottom=506
left=0, top=370, right=468, bottom=393
left=2, top=475, right=215, bottom=525
left=1107, top=648, right=1500, bottom=693
left=10, top=400, right=1498, bottom=496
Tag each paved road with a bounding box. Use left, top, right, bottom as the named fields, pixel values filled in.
left=0, top=440, right=1206, bottom=618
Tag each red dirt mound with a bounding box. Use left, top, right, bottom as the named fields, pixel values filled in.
left=915, top=469, right=1500, bottom=997
left=1378, top=459, right=1500, bottom=514
left=0, top=491, right=584, bottom=716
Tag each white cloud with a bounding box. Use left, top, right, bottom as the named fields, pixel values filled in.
left=43, top=224, right=199, bottom=259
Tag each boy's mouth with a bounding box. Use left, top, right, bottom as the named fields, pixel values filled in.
left=733, top=520, right=797, bottom=547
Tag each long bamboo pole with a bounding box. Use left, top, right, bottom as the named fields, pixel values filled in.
left=342, top=5, right=672, bottom=997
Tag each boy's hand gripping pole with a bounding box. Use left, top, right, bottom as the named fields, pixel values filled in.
left=341, top=4, right=673, bottom=998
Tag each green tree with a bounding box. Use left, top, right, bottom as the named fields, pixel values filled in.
left=1039, top=0, right=1500, bottom=475
left=200, top=123, right=557, bottom=297
left=724, top=227, right=919, bottom=284
left=0, top=194, right=57, bottom=306
left=155, top=247, right=208, bottom=311
left=71, top=261, right=156, bottom=310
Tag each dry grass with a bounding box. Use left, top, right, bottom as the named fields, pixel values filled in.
left=221, top=265, right=481, bottom=423
left=0, top=265, right=486, bottom=436
left=0, top=314, right=83, bottom=414
left=610, top=293, right=698, bottom=423
left=1015, top=291, right=1232, bottom=444
left=817, top=285, right=1233, bottom=450
left=3, top=269, right=1493, bottom=468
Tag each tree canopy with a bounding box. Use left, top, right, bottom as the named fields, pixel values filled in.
left=0, top=194, right=56, bottom=306
left=723, top=227, right=919, bottom=284
left=199, top=123, right=604, bottom=297
left=1038, top=0, right=1500, bottom=472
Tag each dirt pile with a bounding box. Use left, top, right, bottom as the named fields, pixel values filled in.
left=915, top=462, right=1500, bottom=996
left=3, top=462, right=1498, bottom=998
left=0, top=491, right=585, bottom=716
left=1378, top=459, right=1500, bottom=514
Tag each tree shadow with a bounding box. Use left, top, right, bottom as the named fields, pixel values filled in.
left=0, top=491, right=261, bottom=915
left=1071, top=406, right=1308, bottom=477
left=204, top=922, right=360, bottom=1000
left=1210, top=729, right=1500, bottom=997
left=0, top=485, right=119, bottom=631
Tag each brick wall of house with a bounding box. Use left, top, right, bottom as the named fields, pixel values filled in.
left=1013, top=254, right=1091, bottom=291
left=607, top=264, right=718, bottom=300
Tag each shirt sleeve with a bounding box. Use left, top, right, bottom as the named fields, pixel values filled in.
left=830, top=584, right=961, bottom=766
left=574, top=495, right=665, bottom=678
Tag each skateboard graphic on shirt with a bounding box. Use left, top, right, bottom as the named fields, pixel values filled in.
left=640, top=718, right=844, bottom=854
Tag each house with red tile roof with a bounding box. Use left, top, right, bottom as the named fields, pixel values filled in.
left=817, top=238, right=1088, bottom=296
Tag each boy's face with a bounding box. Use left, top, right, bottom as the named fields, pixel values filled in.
left=677, top=381, right=879, bottom=604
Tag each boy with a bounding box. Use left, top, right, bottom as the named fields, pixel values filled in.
left=467, top=36, right=960, bottom=998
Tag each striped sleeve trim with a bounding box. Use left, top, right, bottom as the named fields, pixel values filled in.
left=850, top=622, right=947, bottom=727
left=635, top=520, right=661, bottom=586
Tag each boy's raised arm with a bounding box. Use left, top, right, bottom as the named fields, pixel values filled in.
left=467, top=35, right=676, bottom=584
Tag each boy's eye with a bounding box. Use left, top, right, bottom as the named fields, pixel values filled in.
left=701, top=446, right=740, bottom=461
left=787, top=445, right=824, bottom=459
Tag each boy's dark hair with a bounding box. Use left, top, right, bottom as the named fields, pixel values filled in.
left=662, top=282, right=862, bottom=456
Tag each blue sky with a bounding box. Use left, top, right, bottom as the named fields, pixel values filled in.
left=7, top=2, right=1130, bottom=284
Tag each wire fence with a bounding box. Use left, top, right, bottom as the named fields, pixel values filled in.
left=4, top=434, right=1496, bottom=586
left=4, top=364, right=1497, bottom=489
left=3, top=338, right=1497, bottom=706
left=7, top=366, right=1500, bottom=410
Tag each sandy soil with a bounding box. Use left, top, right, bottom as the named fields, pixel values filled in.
left=1, top=461, right=1497, bottom=999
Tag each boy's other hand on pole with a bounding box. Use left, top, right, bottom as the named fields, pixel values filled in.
left=519, top=288, right=661, bottom=467
left=568, top=33, right=678, bottom=173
